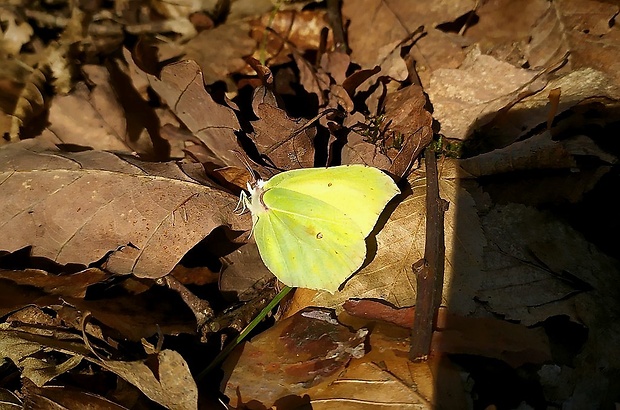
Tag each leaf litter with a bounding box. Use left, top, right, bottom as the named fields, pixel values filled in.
left=1, top=0, right=620, bottom=408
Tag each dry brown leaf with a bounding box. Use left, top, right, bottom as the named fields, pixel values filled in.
left=462, top=131, right=575, bottom=175
left=409, top=28, right=466, bottom=87
left=61, top=290, right=196, bottom=342
left=0, top=140, right=248, bottom=278
left=292, top=52, right=332, bottom=107
left=252, top=10, right=331, bottom=67
left=309, top=158, right=486, bottom=315
left=343, top=300, right=551, bottom=368
left=477, top=203, right=620, bottom=408
left=459, top=132, right=615, bottom=204
left=486, top=68, right=620, bottom=147
left=464, top=0, right=551, bottom=65
left=478, top=203, right=620, bottom=325
left=526, top=0, right=620, bottom=93
left=427, top=50, right=547, bottom=141
left=222, top=307, right=368, bottom=408
left=0, top=279, right=59, bottom=317
left=0, top=267, right=107, bottom=298
left=148, top=60, right=243, bottom=167
left=2, top=321, right=196, bottom=408
left=382, top=84, right=433, bottom=177
left=0, top=10, right=33, bottom=56
left=0, top=387, right=21, bottom=408
left=341, top=131, right=394, bottom=170
left=45, top=66, right=136, bottom=153
left=22, top=379, right=128, bottom=410
left=343, top=0, right=475, bottom=70
left=94, top=349, right=197, bottom=410
left=219, top=243, right=274, bottom=300
left=249, top=100, right=315, bottom=170
left=10, top=66, right=47, bottom=141
left=184, top=20, right=256, bottom=86
left=0, top=324, right=91, bottom=387
left=304, top=322, right=468, bottom=409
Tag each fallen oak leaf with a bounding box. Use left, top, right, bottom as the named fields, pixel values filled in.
left=147, top=59, right=243, bottom=167
left=0, top=139, right=248, bottom=279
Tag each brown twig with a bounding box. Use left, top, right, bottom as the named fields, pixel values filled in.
left=159, top=275, right=214, bottom=329
left=325, top=0, right=348, bottom=53
left=409, top=147, right=449, bottom=361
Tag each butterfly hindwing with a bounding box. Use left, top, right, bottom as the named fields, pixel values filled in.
left=253, top=187, right=366, bottom=291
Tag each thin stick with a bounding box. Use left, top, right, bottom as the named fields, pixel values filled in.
left=409, top=148, right=449, bottom=361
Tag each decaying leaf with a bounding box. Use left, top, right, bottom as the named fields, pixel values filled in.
left=222, top=307, right=368, bottom=408
left=22, top=379, right=128, bottom=410
left=251, top=10, right=331, bottom=67
left=93, top=349, right=198, bottom=410
left=305, top=319, right=469, bottom=409
left=10, top=66, right=48, bottom=141
left=526, top=0, right=620, bottom=92
left=0, top=267, right=107, bottom=298
left=0, top=10, right=33, bottom=56
left=427, top=50, right=547, bottom=141
left=343, top=299, right=552, bottom=368
left=382, top=84, right=433, bottom=177
left=185, top=20, right=256, bottom=86
left=343, top=0, right=475, bottom=70
left=477, top=203, right=620, bottom=408
left=249, top=100, right=316, bottom=170
left=147, top=60, right=243, bottom=167
left=484, top=68, right=620, bottom=147
left=0, top=140, right=248, bottom=278
left=0, top=324, right=91, bottom=387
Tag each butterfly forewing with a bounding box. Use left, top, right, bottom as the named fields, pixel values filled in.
left=264, top=165, right=400, bottom=237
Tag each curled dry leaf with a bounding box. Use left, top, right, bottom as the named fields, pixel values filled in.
left=93, top=349, right=198, bottom=410
left=10, top=66, right=48, bottom=141
left=0, top=140, right=248, bottom=278
left=249, top=98, right=316, bottom=170
left=484, top=68, right=620, bottom=146
left=147, top=60, right=242, bottom=167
